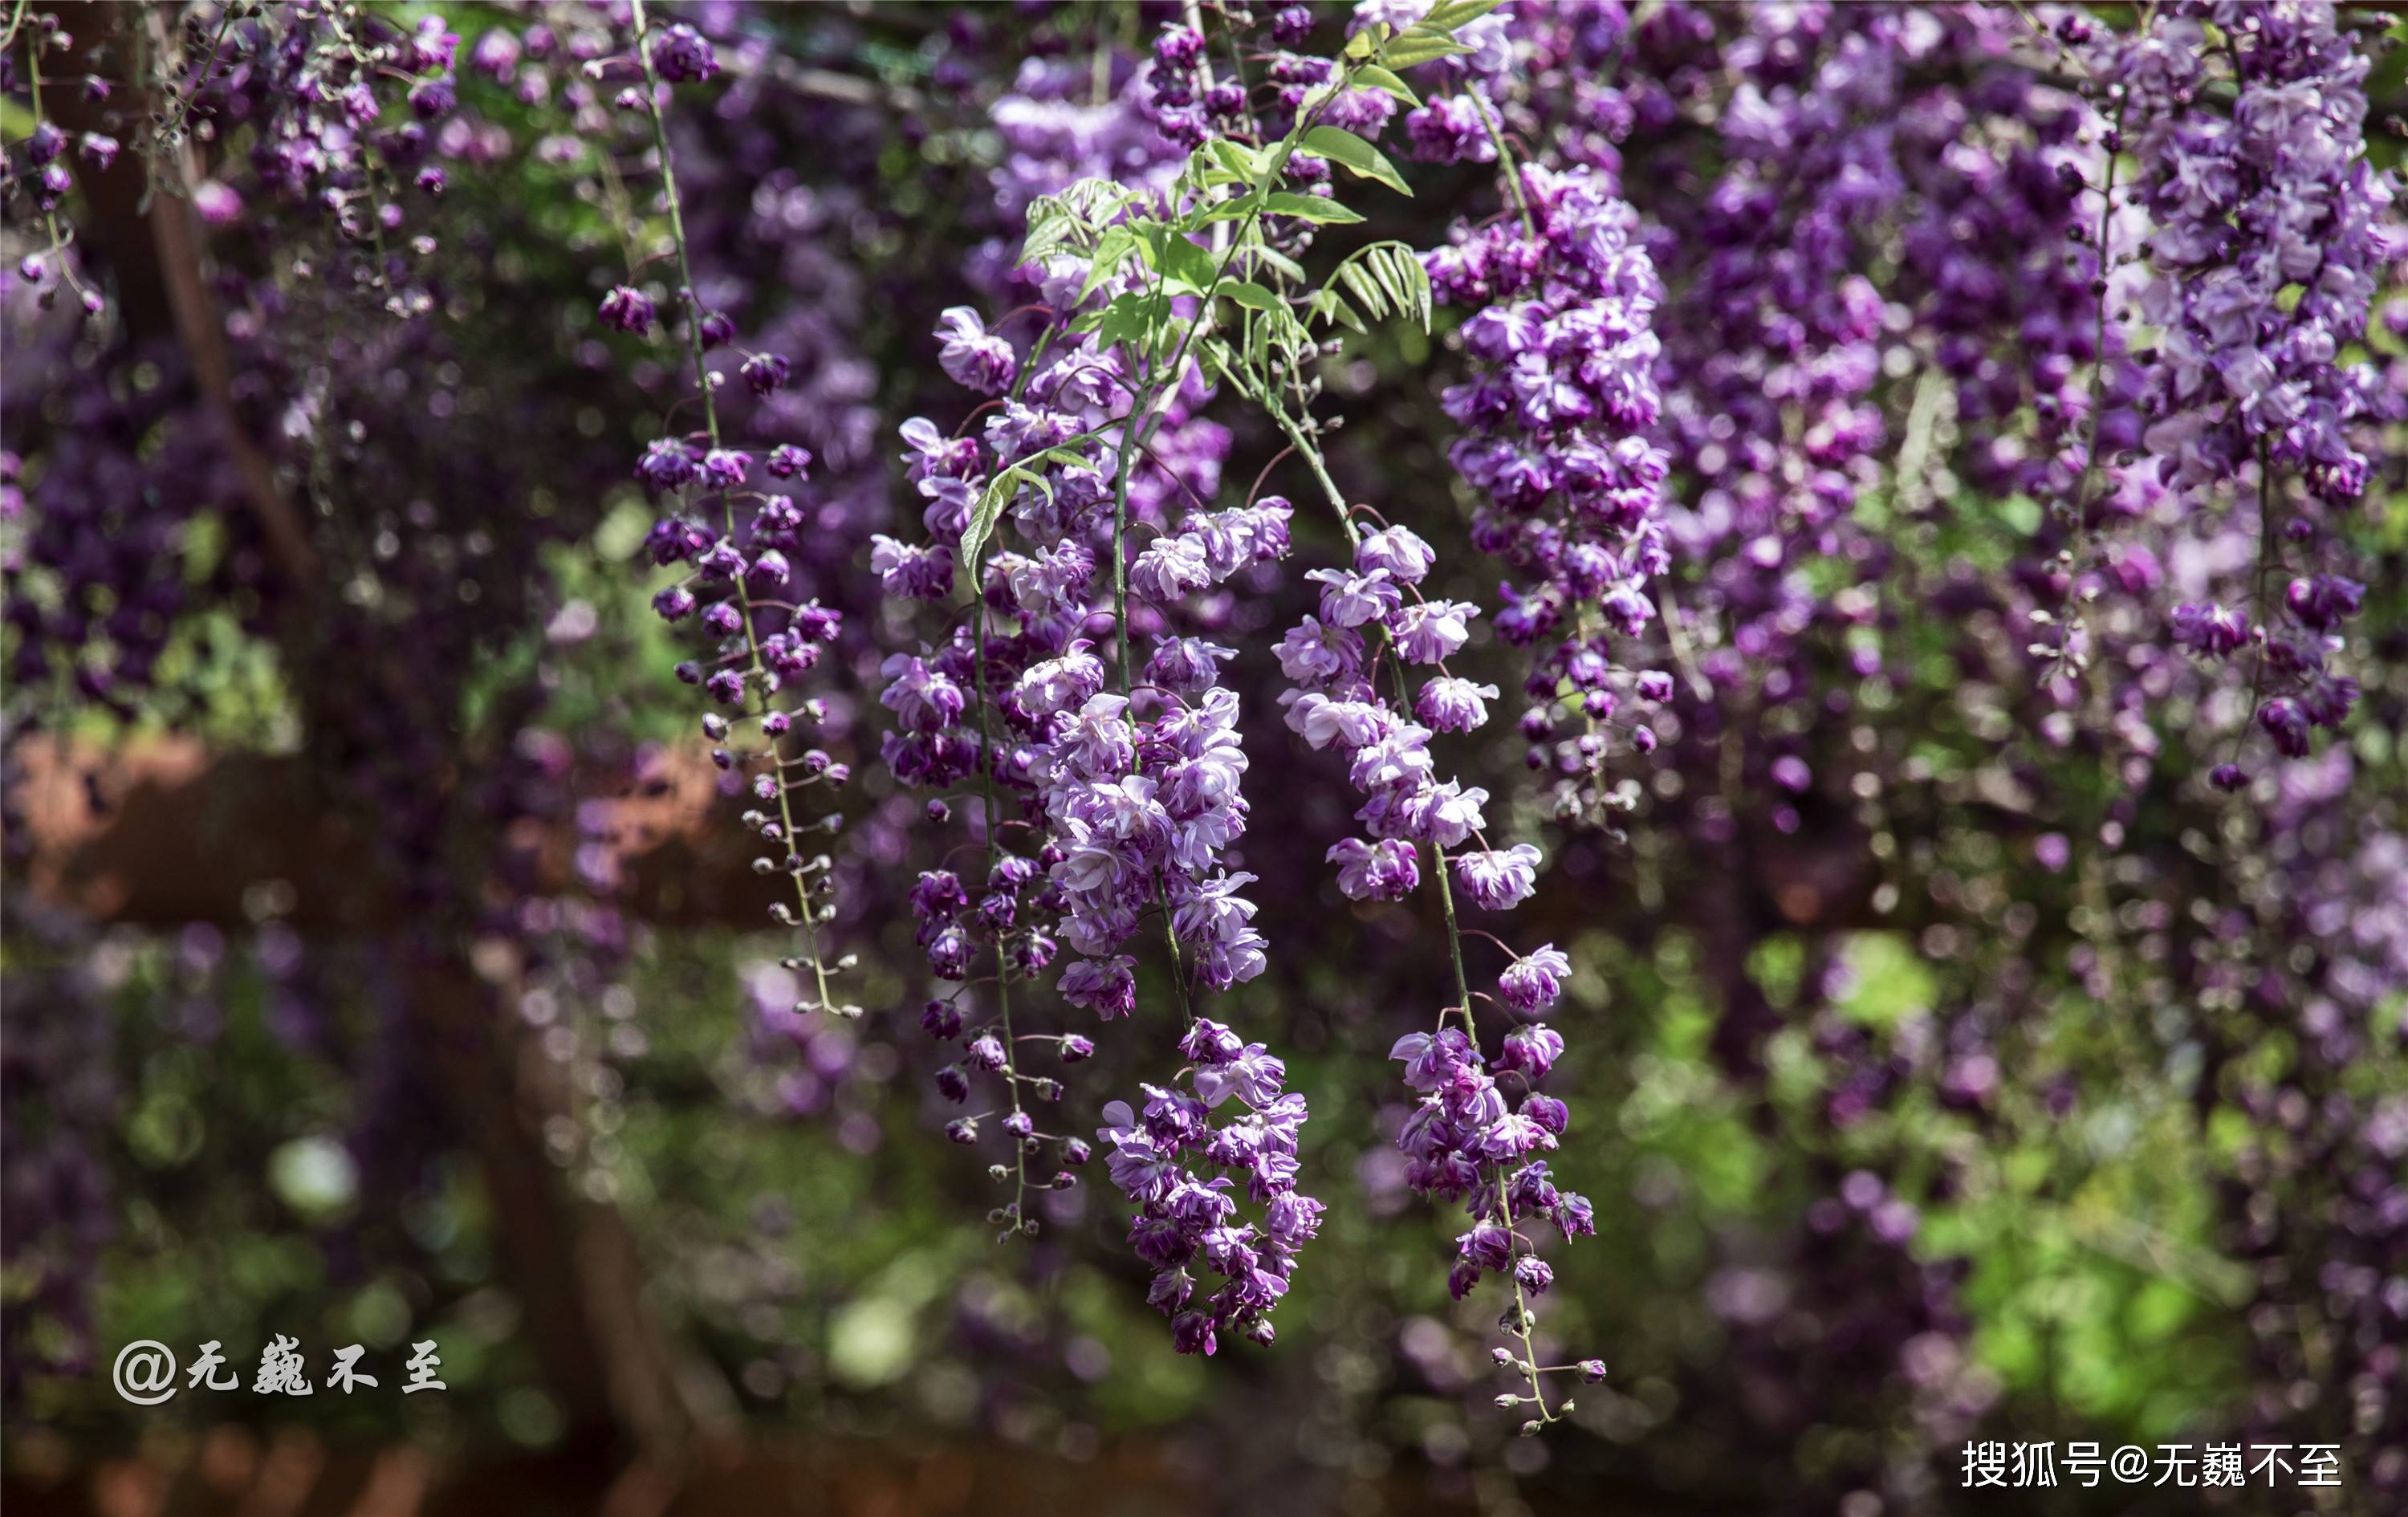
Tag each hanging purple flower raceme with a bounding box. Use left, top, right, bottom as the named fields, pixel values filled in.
left=1096, top=1017, right=1322, bottom=1354
left=1425, top=161, right=1675, bottom=815
left=1268, top=484, right=1598, bottom=1425
left=872, top=7, right=1344, bottom=1336
left=2109, top=0, right=2398, bottom=788
left=621, top=2, right=852, bottom=1023
left=881, top=281, right=1309, bottom=1284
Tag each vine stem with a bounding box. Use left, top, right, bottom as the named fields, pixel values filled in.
left=972, top=605, right=1032, bottom=1230
left=632, top=0, right=833, bottom=1015
left=2226, top=435, right=2280, bottom=771
left=2047, top=102, right=2126, bottom=691
left=1471, top=85, right=1536, bottom=240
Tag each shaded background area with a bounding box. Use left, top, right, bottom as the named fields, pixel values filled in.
left=6, top=4, right=2406, bottom=1517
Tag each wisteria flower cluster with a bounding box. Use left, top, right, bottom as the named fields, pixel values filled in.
left=2111, top=0, right=2396, bottom=785
left=1096, top=1018, right=1321, bottom=1355
left=1425, top=160, right=1674, bottom=814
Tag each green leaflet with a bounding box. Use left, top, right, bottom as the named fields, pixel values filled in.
left=1300, top=125, right=1412, bottom=198
left=1263, top=192, right=1365, bottom=224
left=957, top=440, right=1104, bottom=576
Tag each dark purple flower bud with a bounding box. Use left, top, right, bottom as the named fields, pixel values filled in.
left=1154, top=24, right=1206, bottom=72
left=648, top=23, right=718, bottom=84
left=1522, top=1094, right=1570, bottom=1135
left=2284, top=575, right=2363, bottom=631
left=921, top=1000, right=963, bottom=1040
left=1178, top=1018, right=1244, bottom=1066
left=1578, top=1359, right=1607, bottom=1384
left=600, top=285, right=656, bottom=333
left=25, top=121, right=63, bottom=165
left=945, top=1117, right=978, bottom=1145
left=637, top=438, right=696, bottom=490
left=1554, top=1192, right=1595, bottom=1237
left=698, top=308, right=737, bottom=348
left=700, top=448, right=752, bottom=489
left=1170, top=1311, right=1217, bottom=1356
left=651, top=585, right=696, bottom=622
left=407, top=74, right=456, bottom=119
left=415, top=166, right=446, bottom=194
left=1002, top=1111, right=1034, bottom=1139
left=765, top=444, right=812, bottom=479
left=2256, top=697, right=2310, bottom=758
left=1060, top=1034, right=1094, bottom=1063
left=935, top=1065, right=970, bottom=1102
left=2170, top=601, right=2248, bottom=657
left=742, top=352, right=791, bottom=396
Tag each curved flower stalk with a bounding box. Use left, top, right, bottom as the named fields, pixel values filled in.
left=623, top=1, right=852, bottom=1021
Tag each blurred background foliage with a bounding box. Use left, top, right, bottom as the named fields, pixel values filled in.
left=4, top=3, right=2405, bottom=1516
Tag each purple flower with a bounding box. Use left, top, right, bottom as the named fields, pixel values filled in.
left=1392, top=599, right=1479, bottom=664
left=1495, top=1023, right=1565, bottom=1082
left=637, top=438, right=696, bottom=490
left=1307, top=566, right=1402, bottom=628
left=2257, top=697, right=2311, bottom=758
left=1355, top=524, right=1438, bottom=583
left=2171, top=601, right=2249, bottom=657
left=1452, top=844, right=1541, bottom=912
left=1059, top=955, right=1137, bottom=1019
left=1497, top=945, right=1571, bottom=1013
left=1193, top=1043, right=1286, bottom=1109
left=193, top=181, right=244, bottom=226
left=871, top=535, right=956, bottom=601
left=700, top=449, right=752, bottom=490
left=1415, top=676, right=1499, bottom=734
left=1327, top=836, right=1420, bottom=902
left=2285, top=575, right=2363, bottom=631
left=878, top=653, right=965, bottom=733
left=934, top=307, right=1017, bottom=395
left=648, top=24, right=718, bottom=84
left=741, top=352, right=791, bottom=396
